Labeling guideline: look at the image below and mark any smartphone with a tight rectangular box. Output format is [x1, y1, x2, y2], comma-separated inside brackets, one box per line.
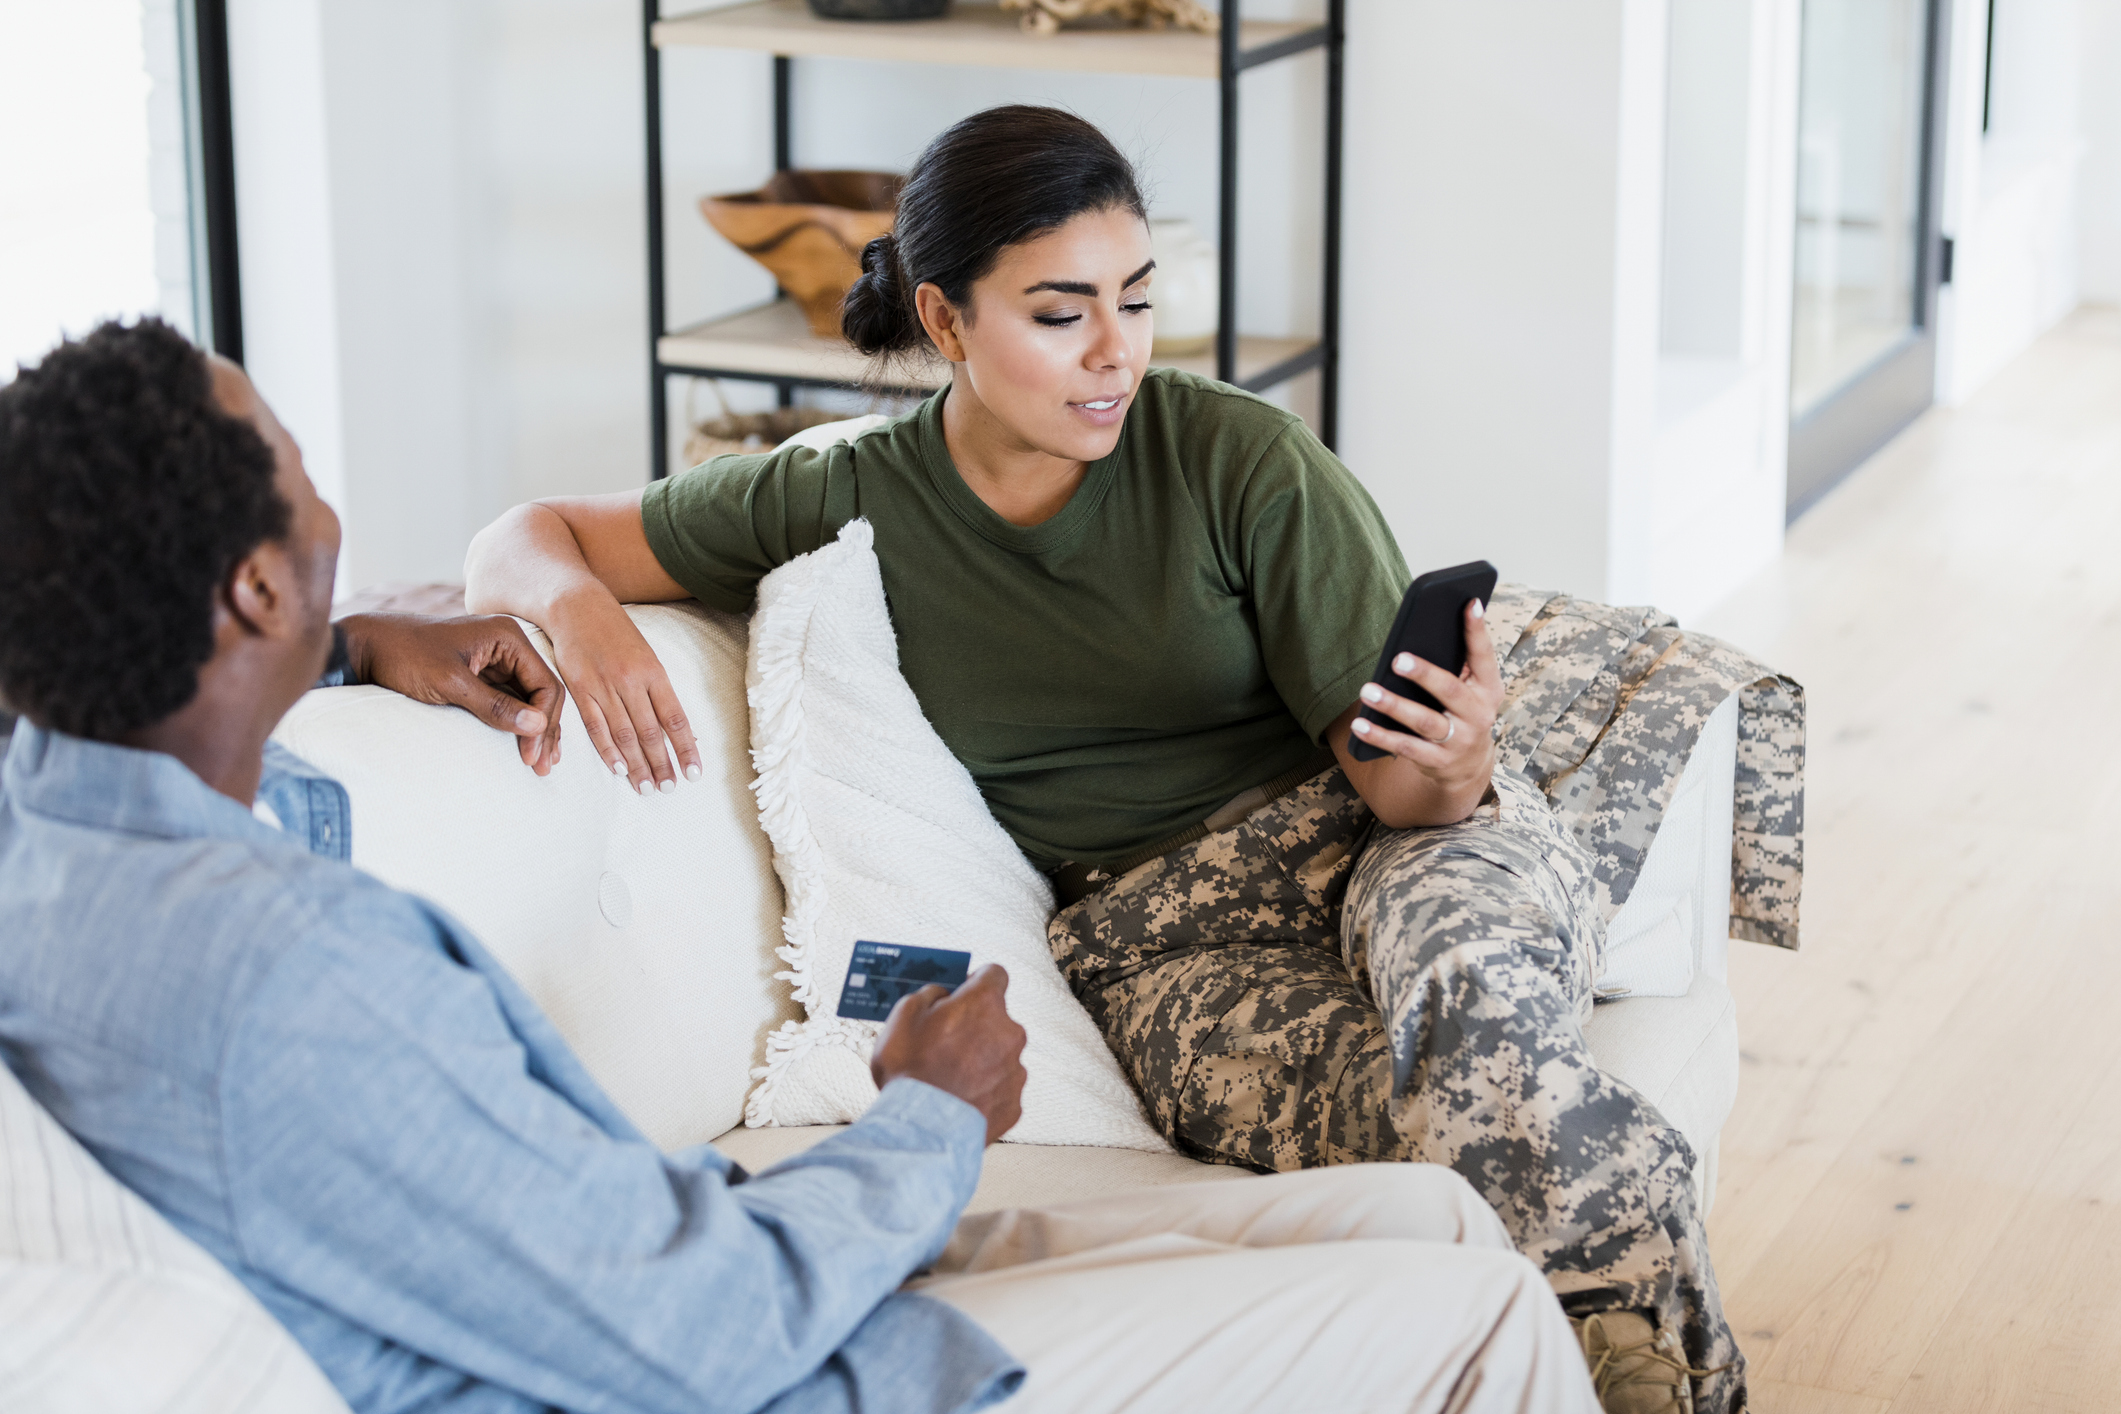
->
[1347, 560, 1499, 762]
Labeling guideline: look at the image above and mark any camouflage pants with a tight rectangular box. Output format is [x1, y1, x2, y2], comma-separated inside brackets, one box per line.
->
[1049, 764, 1745, 1413]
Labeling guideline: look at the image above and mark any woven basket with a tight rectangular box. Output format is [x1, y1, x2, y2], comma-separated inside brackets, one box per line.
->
[701, 170, 904, 340]
[682, 385, 846, 467]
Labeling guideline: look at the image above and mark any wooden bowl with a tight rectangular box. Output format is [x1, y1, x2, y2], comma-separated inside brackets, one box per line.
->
[701, 170, 904, 340]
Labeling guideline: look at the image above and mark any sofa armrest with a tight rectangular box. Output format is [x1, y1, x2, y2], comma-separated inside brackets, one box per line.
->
[1599, 691, 1740, 996]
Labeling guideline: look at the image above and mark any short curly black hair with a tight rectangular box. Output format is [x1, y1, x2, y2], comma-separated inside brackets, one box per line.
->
[0, 318, 291, 740]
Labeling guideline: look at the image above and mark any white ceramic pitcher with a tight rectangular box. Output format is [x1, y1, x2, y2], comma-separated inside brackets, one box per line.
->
[1148, 217, 1218, 357]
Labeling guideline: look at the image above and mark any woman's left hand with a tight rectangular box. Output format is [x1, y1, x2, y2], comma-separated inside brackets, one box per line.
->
[1334, 599, 1503, 827]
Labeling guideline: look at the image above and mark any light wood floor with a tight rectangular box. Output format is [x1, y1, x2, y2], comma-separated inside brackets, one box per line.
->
[1694, 306, 2121, 1413]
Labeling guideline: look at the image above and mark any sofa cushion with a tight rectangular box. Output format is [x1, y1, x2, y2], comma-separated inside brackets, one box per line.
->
[714, 1124, 1249, 1214]
[272, 602, 796, 1152]
[741, 520, 1168, 1151]
[0, 1061, 351, 1414]
[1582, 971, 1738, 1209]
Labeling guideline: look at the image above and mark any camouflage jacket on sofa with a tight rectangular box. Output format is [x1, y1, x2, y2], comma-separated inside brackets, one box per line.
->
[1485, 585, 1805, 951]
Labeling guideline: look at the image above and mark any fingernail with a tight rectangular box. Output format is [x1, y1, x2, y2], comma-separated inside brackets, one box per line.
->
[1352, 719, 1372, 734]
[635, 779, 652, 797]
[685, 763, 702, 782]
[1470, 599, 1486, 619]
[515, 709, 543, 732]
[610, 760, 627, 777]
[658, 778, 675, 795]
[1359, 683, 1383, 704]
[1395, 653, 1418, 673]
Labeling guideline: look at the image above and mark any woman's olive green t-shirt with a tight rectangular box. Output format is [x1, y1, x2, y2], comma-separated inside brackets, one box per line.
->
[641, 367, 1410, 873]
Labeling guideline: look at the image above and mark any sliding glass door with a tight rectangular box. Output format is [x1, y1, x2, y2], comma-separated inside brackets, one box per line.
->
[1787, 0, 1950, 515]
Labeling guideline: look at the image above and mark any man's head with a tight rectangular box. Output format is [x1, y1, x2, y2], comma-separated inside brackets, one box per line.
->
[0, 318, 340, 742]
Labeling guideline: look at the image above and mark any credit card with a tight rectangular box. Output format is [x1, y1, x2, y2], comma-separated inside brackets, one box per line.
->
[835, 941, 973, 1022]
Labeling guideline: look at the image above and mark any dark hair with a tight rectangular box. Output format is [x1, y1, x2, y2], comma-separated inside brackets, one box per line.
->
[842, 105, 1148, 357]
[0, 318, 290, 740]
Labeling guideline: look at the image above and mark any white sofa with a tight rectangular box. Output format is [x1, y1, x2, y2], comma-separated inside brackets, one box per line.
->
[0, 598, 1741, 1408]
[268, 599, 1742, 1211]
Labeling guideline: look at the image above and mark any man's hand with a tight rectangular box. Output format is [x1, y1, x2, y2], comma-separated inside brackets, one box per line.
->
[869, 964, 1027, 1146]
[338, 612, 566, 775]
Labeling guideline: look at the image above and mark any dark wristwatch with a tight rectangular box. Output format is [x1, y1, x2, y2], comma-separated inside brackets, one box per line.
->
[315, 622, 357, 689]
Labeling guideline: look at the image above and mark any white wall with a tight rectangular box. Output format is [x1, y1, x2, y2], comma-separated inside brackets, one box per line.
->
[1341, 0, 1796, 620]
[2077, 0, 2121, 304]
[1935, 0, 2087, 402]
[228, 0, 349, 530]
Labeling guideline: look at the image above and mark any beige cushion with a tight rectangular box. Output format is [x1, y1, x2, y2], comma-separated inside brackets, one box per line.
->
[713, 1124, 1247, 1214]
[0, 1062, 351, 1413]
[273, 603, 797, 1152]
[718, 962, 1737, 1214]
[1582, 971, 1738, 1207]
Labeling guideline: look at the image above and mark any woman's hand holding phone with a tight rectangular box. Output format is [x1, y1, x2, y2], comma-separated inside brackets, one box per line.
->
[1333, 599, 1503, 829]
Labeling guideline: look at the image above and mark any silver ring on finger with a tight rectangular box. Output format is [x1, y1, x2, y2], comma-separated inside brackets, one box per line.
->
[1440, 714, 1456, 745]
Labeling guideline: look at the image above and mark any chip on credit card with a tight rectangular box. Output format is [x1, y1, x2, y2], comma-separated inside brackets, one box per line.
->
[835, 941, 973, 1022]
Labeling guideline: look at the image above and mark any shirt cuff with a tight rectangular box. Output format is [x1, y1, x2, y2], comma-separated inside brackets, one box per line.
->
[869, 1077, 990, 1162]
[313, 623, 355, 689]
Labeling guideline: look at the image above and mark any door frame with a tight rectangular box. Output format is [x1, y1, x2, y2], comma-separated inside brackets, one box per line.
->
[1786, 0, 1953, 520]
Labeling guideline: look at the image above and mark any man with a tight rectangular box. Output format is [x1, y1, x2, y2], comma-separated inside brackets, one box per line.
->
[0, 320, 1597, 1413]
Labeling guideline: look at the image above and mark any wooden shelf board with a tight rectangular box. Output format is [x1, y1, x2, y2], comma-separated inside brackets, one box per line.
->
[654, 1, 1312, 79]
[658, 299, 1315, 391]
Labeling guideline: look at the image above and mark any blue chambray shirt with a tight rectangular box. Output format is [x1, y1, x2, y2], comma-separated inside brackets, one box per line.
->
[0, 723, 1025, 1414]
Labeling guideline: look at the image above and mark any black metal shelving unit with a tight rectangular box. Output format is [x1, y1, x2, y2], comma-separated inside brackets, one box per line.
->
[642, 0, 1345, 480]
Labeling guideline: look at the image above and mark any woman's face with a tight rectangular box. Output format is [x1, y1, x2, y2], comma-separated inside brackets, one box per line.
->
[920, 205, 1155, 465]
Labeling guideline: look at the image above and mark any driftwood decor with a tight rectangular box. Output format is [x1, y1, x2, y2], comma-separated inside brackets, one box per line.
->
[999, 0, 1218, 36]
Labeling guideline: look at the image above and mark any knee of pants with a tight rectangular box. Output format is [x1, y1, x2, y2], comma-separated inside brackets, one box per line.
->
[1321, 1240, 1569, 1366]
[1317, 1162, 1515, 1249]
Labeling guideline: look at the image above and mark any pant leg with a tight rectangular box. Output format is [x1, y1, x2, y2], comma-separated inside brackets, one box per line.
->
[1345, 768, 1745, 1411]
[939, 1164, 1510, 1275]
[1049, 767, 1407, 1171]
[1048, 765, 1746, 1412]
[924, 1242, 1596, 1414]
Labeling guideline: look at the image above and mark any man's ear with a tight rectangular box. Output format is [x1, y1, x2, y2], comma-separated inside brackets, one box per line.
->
[914, 282, 968, 364]
[221, 541, 295, 640]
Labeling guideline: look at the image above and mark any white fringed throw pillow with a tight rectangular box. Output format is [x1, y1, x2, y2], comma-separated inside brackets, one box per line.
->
[742, 519, 1168, 1152]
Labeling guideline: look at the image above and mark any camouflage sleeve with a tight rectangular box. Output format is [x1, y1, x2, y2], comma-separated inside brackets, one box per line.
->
[1730, 673, 1805, 949]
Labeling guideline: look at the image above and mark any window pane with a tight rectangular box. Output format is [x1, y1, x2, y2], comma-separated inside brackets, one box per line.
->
[0, 0, 198, 377]
[1791, 0, 1930, 418]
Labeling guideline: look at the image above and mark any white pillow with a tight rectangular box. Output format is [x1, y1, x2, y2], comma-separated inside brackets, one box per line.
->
[0, 1062, 351, 1414]
[742, 519, 1169, 1151]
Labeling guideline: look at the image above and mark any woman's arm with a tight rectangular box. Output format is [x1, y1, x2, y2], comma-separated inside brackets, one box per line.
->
[1327, 599, 1503, 830]
[463, 494, 701, 793]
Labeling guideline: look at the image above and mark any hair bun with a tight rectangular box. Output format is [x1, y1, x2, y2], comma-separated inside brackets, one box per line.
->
[842, 233, 918, 355]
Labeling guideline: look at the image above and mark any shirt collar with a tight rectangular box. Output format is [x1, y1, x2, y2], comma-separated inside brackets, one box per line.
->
[2, 720, 351, 862]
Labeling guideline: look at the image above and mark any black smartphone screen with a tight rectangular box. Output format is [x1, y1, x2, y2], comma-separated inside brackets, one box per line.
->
[1348, 560, 1499, 762]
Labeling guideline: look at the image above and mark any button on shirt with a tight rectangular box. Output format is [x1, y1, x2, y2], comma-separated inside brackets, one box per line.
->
[0, 723, 1023, 1414]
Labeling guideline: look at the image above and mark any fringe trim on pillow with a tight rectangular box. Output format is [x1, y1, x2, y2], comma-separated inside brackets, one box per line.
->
[743, 519, 878, 1127]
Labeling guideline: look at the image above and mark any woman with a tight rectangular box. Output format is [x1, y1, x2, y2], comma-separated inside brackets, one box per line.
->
[466, 105, 1740, 1413]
